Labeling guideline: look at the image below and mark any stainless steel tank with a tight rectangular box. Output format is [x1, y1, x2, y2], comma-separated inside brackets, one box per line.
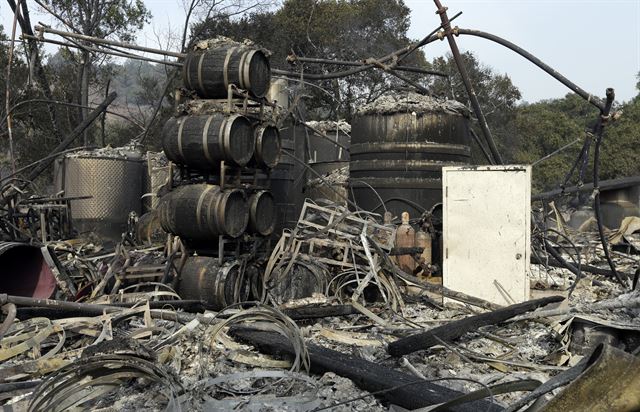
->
[350, 92, 472, 217]
[63, 154, 143, 240]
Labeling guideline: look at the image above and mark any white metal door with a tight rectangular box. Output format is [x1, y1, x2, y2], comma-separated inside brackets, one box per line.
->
[443, 166, 531, 306]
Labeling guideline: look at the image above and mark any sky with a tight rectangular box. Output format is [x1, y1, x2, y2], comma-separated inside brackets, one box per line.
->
[2, 0, 639, 103]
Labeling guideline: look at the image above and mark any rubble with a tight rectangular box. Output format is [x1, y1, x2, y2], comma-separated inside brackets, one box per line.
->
[1, 192, 638, 411]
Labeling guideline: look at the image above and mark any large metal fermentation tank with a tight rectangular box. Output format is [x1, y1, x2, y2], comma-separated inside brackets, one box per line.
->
[63, 154, 144, 240]
[270, 123, 307, 234]
[350, 92, 472, 218]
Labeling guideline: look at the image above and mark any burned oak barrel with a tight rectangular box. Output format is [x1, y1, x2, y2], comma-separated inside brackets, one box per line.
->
[162, 114, 255, 169]
[183, 46, 271, 98]
[247, 190, 276, 236]
[177, 257, 249, 310]
[135, 211, 166, 245]
[250, 125, 281, 169]
[267, 258, 328, 304]
[158, 184, 249, 240]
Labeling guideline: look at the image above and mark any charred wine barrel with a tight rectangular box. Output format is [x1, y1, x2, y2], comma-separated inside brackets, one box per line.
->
[158, 184, 249, 239]
[267, 258, 328, 304]
[251, 125, 281, 169]
[247, 190, 276, 236]
[135, 211, 166, 245]
[162, 114, 254, 169]
[183, 46, 271, 98]
[177, 257, 249, 310]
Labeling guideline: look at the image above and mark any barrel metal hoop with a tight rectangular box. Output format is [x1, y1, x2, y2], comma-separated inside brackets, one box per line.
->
[218, 116, 229, 161]
[223, 47, 236, 90]
[240, 49, 255, 90]
[254, 126, 264, 164]
[196, 185, 215, 232]
[197, 266, 207, 296]
[202, 115, 215, 164]
[214, 190, 230, 235]
[183, 54, 192, 89]
[214, 263, 232, 306]
[177, 117, 187, 161]
[196, 52, 206, 95]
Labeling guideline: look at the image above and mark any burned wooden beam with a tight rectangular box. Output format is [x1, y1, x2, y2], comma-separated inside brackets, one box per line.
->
[230, 327, 502, 411]
[388, 295, 564, 357]
[283, 304, 358, 320]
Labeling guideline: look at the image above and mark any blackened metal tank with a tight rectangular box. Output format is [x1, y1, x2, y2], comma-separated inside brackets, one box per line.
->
[270, 123, 307, 235]
[350, 92, 471, 217]
[305, 121, 350, 205]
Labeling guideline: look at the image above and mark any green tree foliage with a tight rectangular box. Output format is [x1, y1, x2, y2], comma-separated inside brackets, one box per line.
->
[192, 0, 427, 120]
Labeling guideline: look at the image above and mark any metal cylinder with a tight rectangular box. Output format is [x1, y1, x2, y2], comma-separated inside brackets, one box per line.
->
[163, 113, 254, 169]
[158, 184, 249, 240]
[0, 242, 56, 298]
[247, 190, 276, 236]
[183, 45, 271, 98]
[350, 93, 471, 217]
[64, 155, 143, 240]
[269, 124, 306, 235]
[251, 125, 281, 169]
[177, 257, 249, 310]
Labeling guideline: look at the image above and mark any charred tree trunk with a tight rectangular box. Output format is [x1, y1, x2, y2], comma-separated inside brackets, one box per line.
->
[7, 0, 62, 143]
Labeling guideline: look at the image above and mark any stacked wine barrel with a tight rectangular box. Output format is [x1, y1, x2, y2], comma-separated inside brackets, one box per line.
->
[158, 42, 280, 248]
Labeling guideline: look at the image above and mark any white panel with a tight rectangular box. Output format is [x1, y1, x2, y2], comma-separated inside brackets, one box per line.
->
[443, 166, 531, 306]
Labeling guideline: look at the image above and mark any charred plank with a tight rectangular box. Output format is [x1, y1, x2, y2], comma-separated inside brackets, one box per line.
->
[388, 295, 565, 357]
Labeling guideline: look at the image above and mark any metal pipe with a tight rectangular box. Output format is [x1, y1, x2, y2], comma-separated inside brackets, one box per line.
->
[592, 88, 625, 287]
[395, 10, 462, 65]
[433, 0, 503, 164]
[532, 175, 640, 201]
[23, 34, 182, 67]
[455, 28, 604, 112]
[469, 128, 494, 164]
[35, 25, 186, 58]
[292, 56, 448, 77]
